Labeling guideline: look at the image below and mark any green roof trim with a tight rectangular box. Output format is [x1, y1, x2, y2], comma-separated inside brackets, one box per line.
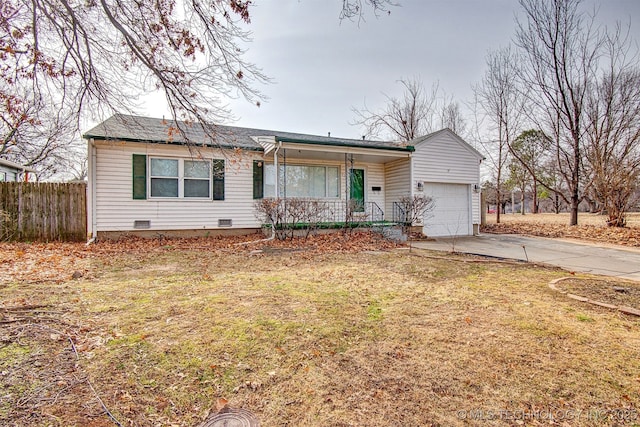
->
[275, 136, 413, 152]
[84, 134, 264, 151]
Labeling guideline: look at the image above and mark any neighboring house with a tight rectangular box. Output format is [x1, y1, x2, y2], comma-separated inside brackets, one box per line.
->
[0, 158, 36, 182]
[84, 114, 483, 239]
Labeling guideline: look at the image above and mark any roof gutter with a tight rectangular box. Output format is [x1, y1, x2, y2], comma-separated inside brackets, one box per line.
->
[275, 136, 415, 153]
[84, 135, 264, 152]
[88, 138, 97, 241]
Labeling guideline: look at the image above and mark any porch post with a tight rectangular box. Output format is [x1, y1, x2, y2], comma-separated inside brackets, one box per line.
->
[273, 146, 279, 197]
[344, 153, 348, 221]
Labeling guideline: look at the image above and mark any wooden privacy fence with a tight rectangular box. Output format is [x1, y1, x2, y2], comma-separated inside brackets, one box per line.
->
[0, 182, 86, 242]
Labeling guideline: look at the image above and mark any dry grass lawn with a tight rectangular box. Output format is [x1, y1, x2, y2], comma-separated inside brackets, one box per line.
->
[1, 235, 639, 426]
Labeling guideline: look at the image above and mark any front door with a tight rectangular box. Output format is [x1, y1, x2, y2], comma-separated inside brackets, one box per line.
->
[349, 168, 365, 212]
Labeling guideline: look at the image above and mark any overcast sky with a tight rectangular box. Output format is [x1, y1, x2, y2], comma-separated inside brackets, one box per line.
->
[144, 0, 640, 141]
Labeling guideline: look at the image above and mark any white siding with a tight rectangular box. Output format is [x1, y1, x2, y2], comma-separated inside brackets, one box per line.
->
[94, 141, 263, 232]
[93, 141, 391, 232]
[364, 163, 385, 217]
[0, 166, 17, 181]
[384, 158, 411, 219]
[412, 131, 481, 184]
[472, 191, 480, 225]
[409, 130, 483, 236]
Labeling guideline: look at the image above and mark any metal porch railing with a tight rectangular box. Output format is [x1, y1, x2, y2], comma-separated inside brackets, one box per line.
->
[257, 198, 385, 228]
[392, 201, 409, 225]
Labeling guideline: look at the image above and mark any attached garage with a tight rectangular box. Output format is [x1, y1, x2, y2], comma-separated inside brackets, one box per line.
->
[422, 182, 471, 237]
[410, 129, 484, 238]
[85, 115, 482, 239]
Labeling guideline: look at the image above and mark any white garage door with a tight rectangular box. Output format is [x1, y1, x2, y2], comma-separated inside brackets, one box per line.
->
[422, 183, 471, 237]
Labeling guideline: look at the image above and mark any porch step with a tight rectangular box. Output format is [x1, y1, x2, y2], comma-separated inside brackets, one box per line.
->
[378, 225, 407, 242]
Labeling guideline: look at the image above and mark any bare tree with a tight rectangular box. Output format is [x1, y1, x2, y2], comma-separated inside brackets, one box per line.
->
[515, 0, 608, 226]
[396, 195, 435, 227]
[509, 129, 553, 213]
[474, 46, 526, 223]
[340, 0, 397, 22]
[0, 88, 84, 180]
[67, 156, 88, 182]
[396, 194, 435, 250]
[0, 0, 272, 180]
[584, 30, 640, 226]
[1, 1, 398, 179]
[352, 78, 442, 141]
[439, 100, 468, 137]
[4, 0, 270, 127]
[506, 159, 529, 215]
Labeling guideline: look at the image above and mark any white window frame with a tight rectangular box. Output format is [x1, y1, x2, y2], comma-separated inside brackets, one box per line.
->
[264, 163, 341, 198]
[148, 157, 212, 200]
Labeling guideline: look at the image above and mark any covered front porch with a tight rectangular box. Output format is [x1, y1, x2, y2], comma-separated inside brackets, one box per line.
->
[252, 135, 414, 228]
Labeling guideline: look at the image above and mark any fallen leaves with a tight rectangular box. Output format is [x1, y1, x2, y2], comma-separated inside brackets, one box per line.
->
[0, 232, 401, 285]
[482, 222, 640, 247]
[2, 245, 639, 426]
[0, 242, 91, 284]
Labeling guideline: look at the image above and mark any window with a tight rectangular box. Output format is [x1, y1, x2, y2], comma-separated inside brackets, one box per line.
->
[184, 160, 211, 197]
[264, 164, 340, 198]
[150, 158, 179, 197]
[132, 154, 224, 200]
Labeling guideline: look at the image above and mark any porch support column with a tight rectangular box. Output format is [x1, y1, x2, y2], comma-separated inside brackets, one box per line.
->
[344, 153, 348, 221]
[273, 145, 279, 198]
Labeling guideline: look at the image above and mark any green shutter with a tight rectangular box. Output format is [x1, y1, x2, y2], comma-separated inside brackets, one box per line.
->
[253, 160, 264, 199]
[212, 159, 225, 200]
[132, 154, 147, 200]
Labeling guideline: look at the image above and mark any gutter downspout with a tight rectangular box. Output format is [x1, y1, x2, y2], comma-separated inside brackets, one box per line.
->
[274, 140, 281, 197]
[270, 140, 282, 240]
[87, 138, 97, 244]
[409, 152, 414, 200]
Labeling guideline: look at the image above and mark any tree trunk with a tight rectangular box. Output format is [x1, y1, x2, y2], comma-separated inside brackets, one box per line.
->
[532, 180, 538, 214]
[570, 193, 579, 225]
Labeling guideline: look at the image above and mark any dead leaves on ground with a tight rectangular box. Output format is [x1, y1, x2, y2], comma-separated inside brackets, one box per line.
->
[482, 222, 640, 247]
[0, 232, 401, 285]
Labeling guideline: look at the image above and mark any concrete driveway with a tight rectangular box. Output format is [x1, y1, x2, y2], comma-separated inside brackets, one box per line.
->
[412, 234, 640, 281]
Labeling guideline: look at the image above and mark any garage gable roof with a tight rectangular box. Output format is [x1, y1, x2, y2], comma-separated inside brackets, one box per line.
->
[410, 128, 484, 161]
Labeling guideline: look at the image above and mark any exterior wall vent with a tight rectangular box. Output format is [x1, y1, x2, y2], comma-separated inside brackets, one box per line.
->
[218, 219, 233, 227]
[133, 220, 151, 229]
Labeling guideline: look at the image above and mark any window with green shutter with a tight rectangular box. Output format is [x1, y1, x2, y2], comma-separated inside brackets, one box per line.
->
[135, 155, 224, 200]
[132, 154, 147, 200]
[212, 159, 225, 200]
[253, 160, 264, 199]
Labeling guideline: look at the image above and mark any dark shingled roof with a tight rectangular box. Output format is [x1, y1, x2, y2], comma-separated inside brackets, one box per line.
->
[83, 114, 413, 152]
